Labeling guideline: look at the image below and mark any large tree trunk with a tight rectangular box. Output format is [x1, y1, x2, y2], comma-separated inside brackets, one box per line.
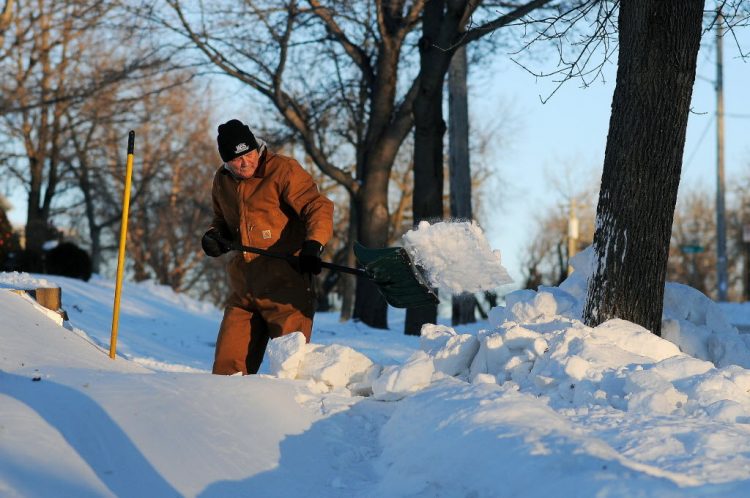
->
[405, 87, 443, 334]
[339, 197, 358, 321]
[352, 161, 391, 329]
[448, 44, 476, 326]
[352, 42, 410, 330]
[404, 0, 465, 335]
[25, 194, 49, 252]
[583, 0, 704, 336]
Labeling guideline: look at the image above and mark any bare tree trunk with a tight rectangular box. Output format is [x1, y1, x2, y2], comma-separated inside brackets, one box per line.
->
[405, 0, 463, 335]
[448, 43, 476, 325]
[339, 197, 357, 321]
[353, 163, 391, 329]
[583, 0, 704, 336]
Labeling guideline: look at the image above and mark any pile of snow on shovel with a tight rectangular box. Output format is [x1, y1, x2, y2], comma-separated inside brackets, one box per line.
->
[401, 220, 513, 294]
[268, 247, 750, 423]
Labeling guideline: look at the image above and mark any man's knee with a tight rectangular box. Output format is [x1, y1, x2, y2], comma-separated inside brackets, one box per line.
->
[272, 312, 313, 342]
[212, 357, 247, 375]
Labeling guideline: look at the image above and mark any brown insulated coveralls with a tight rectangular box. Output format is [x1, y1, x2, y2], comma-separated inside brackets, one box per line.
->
[209, 150, 333, 374]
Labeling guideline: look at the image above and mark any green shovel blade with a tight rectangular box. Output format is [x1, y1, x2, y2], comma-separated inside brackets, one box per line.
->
[354, 243, 439, 309]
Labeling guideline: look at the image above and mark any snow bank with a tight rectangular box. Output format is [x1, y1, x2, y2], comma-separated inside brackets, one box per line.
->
[0, 271, 58, 290]
[719, 302, 750, 329]
[553, 247, 750, 369]
[372, 351, 435, 401]
[374, 382, 697, 497]
[267, 332, 308, 379]
[401, 220, 513, 294]
[266, 332, 377, 392]
[267, 247, 750, 426]
[9, 265, 750, 494]
[662, 283, 750, 368]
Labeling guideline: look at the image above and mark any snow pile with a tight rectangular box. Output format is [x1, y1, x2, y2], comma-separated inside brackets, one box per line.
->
[374, 382, 698, 497]
[0, 271, 58, 290]
[662, 283, 750, 368]
[558, 246, 750, 368]
[266, 325, 480, 401]
[267, 331, 308, 378]
[266, 332, 379, 393]
[408, 316, 750, 421]
[719, 302, 750, 329]
[10, 268, 750, 494]
[266, 248, 750, 425]
[476, 318, 718, 417]
[401, 220, 513, 294]
[371, 351, 435, 401]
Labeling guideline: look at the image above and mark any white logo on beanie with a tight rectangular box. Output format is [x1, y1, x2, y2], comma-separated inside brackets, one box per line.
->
[234, 143, 249, 154]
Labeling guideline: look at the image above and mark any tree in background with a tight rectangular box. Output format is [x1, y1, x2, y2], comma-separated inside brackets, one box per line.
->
[161, 0, 427, 328]
[406, 0, 552, 333]
[523, 182, 750, 303]
[0, 1, 12, 48]
[115, 84, 217, 293]
[0, 195, 20, 265]
[0, 0, 171, 253]
[583, 0, 705, 336]
[161, 0, 549, 330]
[522, 171, 597, 290]
[57, 71, 237, 302]
[668, 182, 750, 302]
[669, 189, 718, 297]
[0, 1, 230, 303]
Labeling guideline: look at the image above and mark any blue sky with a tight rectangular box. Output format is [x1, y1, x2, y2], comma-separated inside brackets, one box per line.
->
[477, 25, 750, 287]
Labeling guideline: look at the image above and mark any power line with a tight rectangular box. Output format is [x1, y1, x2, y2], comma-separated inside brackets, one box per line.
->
[684, 114, 715, 172]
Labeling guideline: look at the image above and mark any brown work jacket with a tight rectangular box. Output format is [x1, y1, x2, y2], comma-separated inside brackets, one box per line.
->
[210, 148, 334, 304]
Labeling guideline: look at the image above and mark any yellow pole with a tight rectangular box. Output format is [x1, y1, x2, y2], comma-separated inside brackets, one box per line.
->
[110, 130, 135, 359]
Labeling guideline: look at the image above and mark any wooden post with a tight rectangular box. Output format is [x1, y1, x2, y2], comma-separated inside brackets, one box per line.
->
[35, 287, 61, 311]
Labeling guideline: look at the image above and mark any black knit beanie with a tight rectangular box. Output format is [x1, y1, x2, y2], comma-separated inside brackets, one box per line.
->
[217, 119, 259, 162]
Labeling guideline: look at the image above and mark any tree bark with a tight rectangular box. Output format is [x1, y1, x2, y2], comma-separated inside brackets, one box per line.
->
[351, 37, 411, 330]
[339, 197, 358, 321]
[583, 0, 705, 336]
[404, 0, 463, 335]
[353, 159, 391, 329]
[448, 43, 476, 325]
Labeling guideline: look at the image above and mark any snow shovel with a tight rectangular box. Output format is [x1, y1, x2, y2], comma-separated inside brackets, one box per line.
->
[224, 240, 439, 309]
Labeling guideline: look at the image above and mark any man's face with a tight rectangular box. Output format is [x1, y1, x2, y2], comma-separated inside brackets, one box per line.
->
[226, 149, 260, 179]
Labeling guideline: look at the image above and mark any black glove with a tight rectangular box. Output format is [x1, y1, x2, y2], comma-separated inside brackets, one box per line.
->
[298, 240, 323, 274]
[201, 228, 231, 257]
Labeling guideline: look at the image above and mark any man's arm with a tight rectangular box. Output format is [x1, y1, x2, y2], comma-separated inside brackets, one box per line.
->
[202, 174, 232, 257]
[209, 174, 232, 239]
[280, 160, 334, 246]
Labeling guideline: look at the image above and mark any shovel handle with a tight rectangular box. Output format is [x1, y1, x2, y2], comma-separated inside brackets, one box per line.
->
[227, 241, 367, 277]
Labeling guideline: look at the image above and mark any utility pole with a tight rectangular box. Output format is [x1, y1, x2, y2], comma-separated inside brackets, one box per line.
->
[716, 9, 728, 301]
[448, 43, 475, 326]
[567, 199, 579, 276]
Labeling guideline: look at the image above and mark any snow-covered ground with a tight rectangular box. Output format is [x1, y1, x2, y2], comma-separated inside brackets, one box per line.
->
[5, 248, 750, 497]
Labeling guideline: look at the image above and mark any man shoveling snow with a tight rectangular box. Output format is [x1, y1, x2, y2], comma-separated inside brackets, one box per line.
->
[201, 119, 334, 375]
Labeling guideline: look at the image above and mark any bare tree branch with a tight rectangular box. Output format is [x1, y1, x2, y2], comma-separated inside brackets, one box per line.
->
[307, 0, 375, 85]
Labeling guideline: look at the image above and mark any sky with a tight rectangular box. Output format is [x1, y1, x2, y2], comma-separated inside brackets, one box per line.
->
[4, 15, 749, 296]
[476, 23, 750, 288]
